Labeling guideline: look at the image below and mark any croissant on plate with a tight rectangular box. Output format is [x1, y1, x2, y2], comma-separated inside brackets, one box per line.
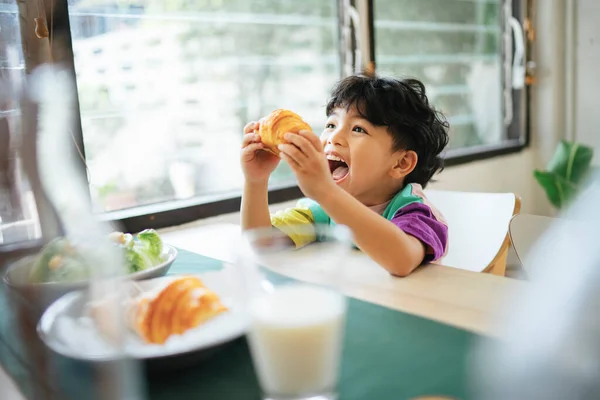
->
[83, 276, 229, 345]
[258, 109, 312, 156]
[128, 276, 227, 344]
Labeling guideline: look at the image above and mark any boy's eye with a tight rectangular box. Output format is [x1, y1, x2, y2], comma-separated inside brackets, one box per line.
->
[353, 126, 367, 134]
[325, 123, 335, 129]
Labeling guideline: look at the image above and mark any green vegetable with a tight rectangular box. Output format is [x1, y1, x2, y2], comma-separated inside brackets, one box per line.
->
[46, 256, 90, 283]
[136, 229, 164, 262]
[124, 246, 154, 273]
[28, 229, 167, 283]
[29, 238, 67, 283]
[28, 237, 91, 283]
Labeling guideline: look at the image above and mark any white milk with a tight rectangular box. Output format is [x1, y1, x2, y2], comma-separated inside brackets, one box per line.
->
[247, 284, 346, 397]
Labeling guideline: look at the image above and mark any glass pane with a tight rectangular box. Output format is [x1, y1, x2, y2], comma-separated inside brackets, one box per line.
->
[68, 0, 339, 212]
[0, 2, 41, 245]
[374, 0, 504, 150]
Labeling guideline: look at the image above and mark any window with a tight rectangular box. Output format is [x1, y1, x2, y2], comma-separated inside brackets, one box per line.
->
[67, 0, 339, 215]
[3, 0, 528, 230]
[0, 1, 42, 245]
[373, 0, 527, 160]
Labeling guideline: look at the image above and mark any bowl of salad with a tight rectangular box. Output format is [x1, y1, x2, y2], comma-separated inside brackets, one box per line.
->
[3, 229, 177, 313]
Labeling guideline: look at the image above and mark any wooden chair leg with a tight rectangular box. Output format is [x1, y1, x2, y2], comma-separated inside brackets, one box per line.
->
[489, 248, 508, 276]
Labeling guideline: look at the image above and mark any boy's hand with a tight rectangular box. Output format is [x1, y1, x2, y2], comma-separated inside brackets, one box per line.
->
[240, 121, 280, 184]
[278, 130, 336, 200]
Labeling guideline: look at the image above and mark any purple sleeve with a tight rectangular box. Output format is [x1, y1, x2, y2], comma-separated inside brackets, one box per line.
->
[390, 202, 448, 263]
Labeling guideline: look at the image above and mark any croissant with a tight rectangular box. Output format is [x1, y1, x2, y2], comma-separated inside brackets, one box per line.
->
[258, 109, 312, 155]
[128, 276, 228, 344]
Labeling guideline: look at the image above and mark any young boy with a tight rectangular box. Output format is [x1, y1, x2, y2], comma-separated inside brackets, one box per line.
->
[240, 75, 449, 276]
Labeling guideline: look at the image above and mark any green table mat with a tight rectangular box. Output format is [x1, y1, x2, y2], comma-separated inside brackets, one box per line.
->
[0, 249, 480, 400]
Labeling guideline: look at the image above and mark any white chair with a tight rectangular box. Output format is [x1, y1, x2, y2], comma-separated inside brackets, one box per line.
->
[425, 190, 521, 275]
[162, 192, 520, 276]
[508, 214, 557, 273]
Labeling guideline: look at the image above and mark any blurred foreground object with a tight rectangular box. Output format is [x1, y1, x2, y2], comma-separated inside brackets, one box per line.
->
[0, 61, 145, 399]
[472, 172, 600, 399]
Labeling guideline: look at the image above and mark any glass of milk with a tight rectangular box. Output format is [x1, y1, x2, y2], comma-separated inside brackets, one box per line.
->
[237, 224, 353, 400]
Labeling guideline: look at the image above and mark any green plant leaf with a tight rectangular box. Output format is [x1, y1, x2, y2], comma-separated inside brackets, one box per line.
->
[534, 170, 579, 209]
[546, 140, 594, 184]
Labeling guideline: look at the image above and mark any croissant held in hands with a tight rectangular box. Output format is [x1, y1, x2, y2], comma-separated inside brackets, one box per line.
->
[257, 109, 312, 156]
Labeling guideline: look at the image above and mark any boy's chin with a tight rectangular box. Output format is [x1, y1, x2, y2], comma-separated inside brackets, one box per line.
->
[332, 178, 345, 186]
[333, 180, 351, 193]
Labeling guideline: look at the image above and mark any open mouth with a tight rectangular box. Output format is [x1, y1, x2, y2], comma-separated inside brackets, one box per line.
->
[326, 154, 350, 182]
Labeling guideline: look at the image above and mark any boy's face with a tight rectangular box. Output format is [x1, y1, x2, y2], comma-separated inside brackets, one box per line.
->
[320, 106, 414, 205]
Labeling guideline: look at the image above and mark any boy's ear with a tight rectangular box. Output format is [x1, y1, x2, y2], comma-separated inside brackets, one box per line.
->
[389, 150, 418, 179]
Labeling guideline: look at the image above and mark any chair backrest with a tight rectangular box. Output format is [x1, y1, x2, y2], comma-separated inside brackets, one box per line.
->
[509, 214, 556, 271]
[424, 190, 521, 273]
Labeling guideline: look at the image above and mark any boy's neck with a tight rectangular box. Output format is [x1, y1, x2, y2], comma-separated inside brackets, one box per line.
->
[357, 180, 407, 207]
[367, 199, 393, 215]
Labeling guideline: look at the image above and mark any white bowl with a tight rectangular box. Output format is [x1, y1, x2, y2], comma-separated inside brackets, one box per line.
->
[3, 244, 178, 314]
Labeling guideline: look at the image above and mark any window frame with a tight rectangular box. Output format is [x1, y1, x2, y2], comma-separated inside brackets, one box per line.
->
[25, 0, 530, 232]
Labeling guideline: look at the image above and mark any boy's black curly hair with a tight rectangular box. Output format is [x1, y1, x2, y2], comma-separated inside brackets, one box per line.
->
[325, 75, 449, 188]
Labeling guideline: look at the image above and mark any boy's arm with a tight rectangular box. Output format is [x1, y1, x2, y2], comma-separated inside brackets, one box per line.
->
[241, 180, 317, 248]
[241, 181, 271, 231]
[319, 186, 426, 277]
[276, 130, 432, 275]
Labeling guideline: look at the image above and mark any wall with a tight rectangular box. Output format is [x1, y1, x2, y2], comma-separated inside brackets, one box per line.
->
[574, 0, 600, 155]
[429, 150, 538, 214]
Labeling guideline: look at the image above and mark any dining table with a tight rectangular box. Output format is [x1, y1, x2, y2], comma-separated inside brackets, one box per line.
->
[159, 223, 527, 337]
[0, 222, 527, 400]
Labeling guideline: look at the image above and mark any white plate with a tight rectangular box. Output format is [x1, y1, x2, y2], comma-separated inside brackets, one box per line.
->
[37, 271, 248, 361]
